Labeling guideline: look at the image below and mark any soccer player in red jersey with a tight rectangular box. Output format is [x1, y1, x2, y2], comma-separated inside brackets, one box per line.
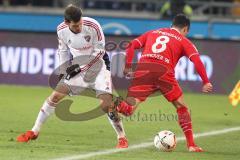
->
[110, 14, 213, 152]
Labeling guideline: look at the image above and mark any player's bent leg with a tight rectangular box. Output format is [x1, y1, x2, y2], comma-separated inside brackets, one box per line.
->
[17, 85, 69, 143]
[98, 93, 113, 113]
[117, 83, 152, 117]
[98, 93, 120, 121]
[172, 95, 203, 152]
[98, 93, 128, 148]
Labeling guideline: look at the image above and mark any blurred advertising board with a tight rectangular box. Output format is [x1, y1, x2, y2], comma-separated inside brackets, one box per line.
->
[0, 31, 239, 94]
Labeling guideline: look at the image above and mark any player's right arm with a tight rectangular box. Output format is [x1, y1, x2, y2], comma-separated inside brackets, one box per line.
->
[182, 38, 213, 93]
[56, 28, 71, 76]
[124, 31, 150, 75]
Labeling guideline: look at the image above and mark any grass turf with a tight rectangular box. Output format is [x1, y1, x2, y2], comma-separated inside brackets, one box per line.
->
[0, 85, 239, 160]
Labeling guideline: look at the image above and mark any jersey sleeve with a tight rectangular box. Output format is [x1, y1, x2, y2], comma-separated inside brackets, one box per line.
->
[183, 38, 210, 84]
[90, 19, 106, 54]
[133, 31, 150, 48]
[190, 55, 210, 84]
[56, 30, 71, 74]
[125, 31, 150, 68]
[182, 38, 199, 60]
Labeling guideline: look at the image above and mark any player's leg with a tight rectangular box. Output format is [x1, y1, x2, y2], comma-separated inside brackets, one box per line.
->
[17, 84, 69, 142]
[172, 95, 203, 152]
[157, 73, 203, 152]
[116, 61, 167, 116]
[94, 67, 128, 148]
[98, 93, 128, 148]
[114, 76, 156, 117]
[99, 93, 126, 139]
[163, 81, 203, 152]
[32, 85, 69, 134]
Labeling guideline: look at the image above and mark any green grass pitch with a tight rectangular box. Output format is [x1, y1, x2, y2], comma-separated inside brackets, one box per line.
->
[0, 85, 239, 160]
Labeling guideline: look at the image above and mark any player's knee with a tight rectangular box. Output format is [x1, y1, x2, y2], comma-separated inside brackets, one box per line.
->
[126, 97, 135, 106]
[101, 100, 112, 113]
[172, 97, 187, 109]
[48, 96, 59, 104]
[174, 103, 187, 109]
[49, 92, 63, 104]
[98, 94, 112, 113]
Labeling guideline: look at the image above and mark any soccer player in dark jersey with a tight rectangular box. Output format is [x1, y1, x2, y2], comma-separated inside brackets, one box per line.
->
[110, 14, 213, 152]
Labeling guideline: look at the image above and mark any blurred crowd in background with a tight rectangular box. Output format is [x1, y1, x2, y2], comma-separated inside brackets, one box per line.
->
[0, 0, 239, 18]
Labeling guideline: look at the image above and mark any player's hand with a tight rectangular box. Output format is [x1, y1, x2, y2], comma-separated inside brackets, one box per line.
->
[65, 64, 81, 80]
[202, 83, 213, 93]
[123, 67, 134, 79]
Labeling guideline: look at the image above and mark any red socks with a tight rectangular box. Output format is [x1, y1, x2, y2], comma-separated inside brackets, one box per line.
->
[177, 106, 195, 147]
[117, 101, 134, 116]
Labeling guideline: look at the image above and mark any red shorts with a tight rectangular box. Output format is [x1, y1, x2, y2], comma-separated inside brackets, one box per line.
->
[127, 62, 182, 102]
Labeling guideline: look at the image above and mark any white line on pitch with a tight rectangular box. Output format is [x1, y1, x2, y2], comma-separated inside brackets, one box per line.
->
[51, 126, 240, 160]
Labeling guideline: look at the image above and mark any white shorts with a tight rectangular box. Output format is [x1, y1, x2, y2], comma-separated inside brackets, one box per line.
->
[63, 66, 112, 97]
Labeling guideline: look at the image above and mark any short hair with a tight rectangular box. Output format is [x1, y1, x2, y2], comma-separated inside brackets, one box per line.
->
[64, 4, 82, 23]
[172, 14, 190, 30]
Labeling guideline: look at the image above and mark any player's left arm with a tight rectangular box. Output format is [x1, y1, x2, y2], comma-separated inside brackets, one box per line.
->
[91, 19, 106, 55]
[183, 39, 213, 93]
[90, 19, 110, 70]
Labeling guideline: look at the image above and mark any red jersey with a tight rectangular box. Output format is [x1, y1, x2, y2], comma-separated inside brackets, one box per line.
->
[126, 28, 199, 71]
[126, 27, 209, 84]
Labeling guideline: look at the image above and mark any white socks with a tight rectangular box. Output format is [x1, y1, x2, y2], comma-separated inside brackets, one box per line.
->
[32, 99, 56, 134]
[108, 116, 126, 139]
[32, 99, 126, 139]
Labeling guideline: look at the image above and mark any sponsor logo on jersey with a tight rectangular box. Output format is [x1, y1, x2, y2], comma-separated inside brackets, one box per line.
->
[84, 35, 91, 42]
[74, 45, 93, 51]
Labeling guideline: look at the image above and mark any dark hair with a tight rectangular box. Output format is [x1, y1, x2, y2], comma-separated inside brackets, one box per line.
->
[172, 14, 190, 30]
[64, 4, 82, 23]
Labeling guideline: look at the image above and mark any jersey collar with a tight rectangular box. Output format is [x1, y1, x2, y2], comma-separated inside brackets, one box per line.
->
[171, 27, 180, 34]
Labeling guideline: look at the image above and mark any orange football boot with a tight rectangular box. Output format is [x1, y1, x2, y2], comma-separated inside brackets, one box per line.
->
[116, 137, 128, 149]
[17, 131, 38, 142]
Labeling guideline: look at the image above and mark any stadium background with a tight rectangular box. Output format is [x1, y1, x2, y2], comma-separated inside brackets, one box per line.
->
[0, 0, 239, 94]
[0, 0, 240, 160]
